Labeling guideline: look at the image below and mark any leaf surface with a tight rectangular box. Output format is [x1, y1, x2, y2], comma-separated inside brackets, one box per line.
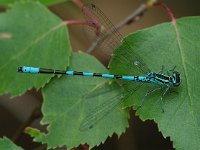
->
[26, 52, 129, 149]
[110, 16, 200, 150]
[0, 0, 67, 7]
[0, 137, 23, 150]
[0, 1, 71, 96]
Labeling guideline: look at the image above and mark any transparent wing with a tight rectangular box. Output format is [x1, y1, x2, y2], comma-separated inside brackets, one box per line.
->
[80, 93, 124, 131]
[82, 3, 120, 54]
[80, 4, 151, 131]
[83, 80, 118, 99]
[82, 4, 150, 74]
[80, 81, 144, 131]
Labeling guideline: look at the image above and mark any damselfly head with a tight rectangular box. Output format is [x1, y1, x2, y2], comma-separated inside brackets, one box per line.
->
[172, 71, 181, 87]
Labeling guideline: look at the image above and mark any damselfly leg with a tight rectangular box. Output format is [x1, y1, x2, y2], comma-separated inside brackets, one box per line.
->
[166, 66, 176, 76]
[137, 86, 162, 110]
[80, 83, 142, 131]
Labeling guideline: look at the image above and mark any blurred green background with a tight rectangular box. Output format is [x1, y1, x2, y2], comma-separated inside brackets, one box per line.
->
[0, 0, 199, 149]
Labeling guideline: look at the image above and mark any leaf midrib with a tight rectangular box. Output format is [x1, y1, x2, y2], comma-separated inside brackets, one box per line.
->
[173, 20, 200, 141]
[0, 22, 66, 71]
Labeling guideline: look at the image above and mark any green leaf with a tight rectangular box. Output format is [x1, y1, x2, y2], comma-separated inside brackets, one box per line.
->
[0, 0, 68, 7]
[0, 0, 13, 6]
[0, 137, 23, 150]
[0, 1, 71, 96]
[110, 16, 200, 150]
[26, 52, 129, 149]
[39, 0, 68, 5]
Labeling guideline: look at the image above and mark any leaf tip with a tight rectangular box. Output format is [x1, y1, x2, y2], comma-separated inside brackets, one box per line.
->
[24, 127, 42, 137]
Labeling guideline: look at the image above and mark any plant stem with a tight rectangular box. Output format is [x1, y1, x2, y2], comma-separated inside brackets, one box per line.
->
[152, 2, 176, 21]
[72, 0, 101, 35]
[86, 3, 149, 53]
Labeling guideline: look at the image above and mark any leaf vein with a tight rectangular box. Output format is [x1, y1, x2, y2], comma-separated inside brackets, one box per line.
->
[0, 22, 66, 71]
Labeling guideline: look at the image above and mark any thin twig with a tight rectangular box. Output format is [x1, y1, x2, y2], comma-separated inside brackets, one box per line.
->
[86, 3, 149, 53]
[153, 2, 176, 21]
[72, 0, 101, 35]
[114, 3, 147, 31]
[85, 1, 178, 54]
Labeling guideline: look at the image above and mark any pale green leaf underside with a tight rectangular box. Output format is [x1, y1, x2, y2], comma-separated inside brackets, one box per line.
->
[0, 1, 71, 96]
[27, 52, 129, 149]
[0, 137, 23, 150]
[110, 16, 200, 150]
